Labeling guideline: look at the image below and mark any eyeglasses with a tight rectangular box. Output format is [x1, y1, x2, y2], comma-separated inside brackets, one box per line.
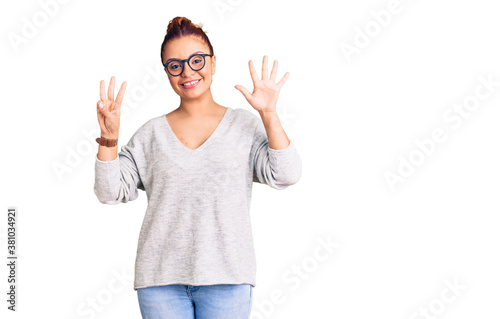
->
[163, 53, 213, 76]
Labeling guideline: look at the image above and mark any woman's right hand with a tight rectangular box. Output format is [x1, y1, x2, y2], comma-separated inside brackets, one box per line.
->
[97, 76, 127, 139]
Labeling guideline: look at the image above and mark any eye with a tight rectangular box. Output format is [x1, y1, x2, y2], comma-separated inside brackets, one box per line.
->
[190, 55, 204, 65]
[168, 61, 182, 70]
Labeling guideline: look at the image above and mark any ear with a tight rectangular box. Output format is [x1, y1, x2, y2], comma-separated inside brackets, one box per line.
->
[211, 55, 216, 75]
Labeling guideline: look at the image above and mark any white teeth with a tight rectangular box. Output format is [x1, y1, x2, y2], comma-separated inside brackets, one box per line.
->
[182, 80, 199, 86]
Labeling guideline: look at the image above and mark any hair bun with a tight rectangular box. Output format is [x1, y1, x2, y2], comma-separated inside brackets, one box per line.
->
[167, 16, 202, 33]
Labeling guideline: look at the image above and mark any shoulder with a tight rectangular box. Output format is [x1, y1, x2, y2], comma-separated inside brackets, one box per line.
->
[126, 114, 165, 144]
[139, 114, 166, 133]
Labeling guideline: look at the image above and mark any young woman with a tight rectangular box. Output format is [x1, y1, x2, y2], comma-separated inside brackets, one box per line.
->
[94, 16, 302, 319]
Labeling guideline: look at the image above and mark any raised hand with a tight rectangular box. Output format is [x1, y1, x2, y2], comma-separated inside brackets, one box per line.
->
[234, 55, 289, 113]
[96, 76, 127, 139]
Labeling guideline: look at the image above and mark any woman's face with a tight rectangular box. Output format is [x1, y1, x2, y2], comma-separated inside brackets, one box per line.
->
[163, 35, 215, 100]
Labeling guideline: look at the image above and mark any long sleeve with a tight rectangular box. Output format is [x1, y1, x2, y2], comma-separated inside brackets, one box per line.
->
[94, 133, 145, 205]
[251, 120, 302, 190]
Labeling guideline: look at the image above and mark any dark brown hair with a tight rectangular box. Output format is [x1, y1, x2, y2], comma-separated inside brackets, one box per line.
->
[160, 17, 214, 65]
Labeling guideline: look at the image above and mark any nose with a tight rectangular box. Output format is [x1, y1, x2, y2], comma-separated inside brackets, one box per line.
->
[181, 61, 196, 77]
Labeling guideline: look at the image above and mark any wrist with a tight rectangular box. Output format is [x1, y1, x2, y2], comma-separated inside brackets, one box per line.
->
[258, 110, 278, 121]
[101, 133, 119, 139]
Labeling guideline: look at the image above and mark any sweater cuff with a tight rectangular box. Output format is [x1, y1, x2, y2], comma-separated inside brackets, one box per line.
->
[95, 154, 121, 185]
[268, 139, 294, 153]
[95, 154, 120, 164]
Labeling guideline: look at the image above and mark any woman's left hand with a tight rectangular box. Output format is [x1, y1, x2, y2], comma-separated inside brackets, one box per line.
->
[235, 55, 289, 113]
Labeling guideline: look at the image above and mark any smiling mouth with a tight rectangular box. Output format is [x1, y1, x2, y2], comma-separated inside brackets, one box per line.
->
[181, 79, 201, 86]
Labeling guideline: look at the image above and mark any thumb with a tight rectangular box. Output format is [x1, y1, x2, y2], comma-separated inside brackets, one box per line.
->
[96, 100, 107, 128]
[97, 100, 108, 116]
[235, 85, 252, 102]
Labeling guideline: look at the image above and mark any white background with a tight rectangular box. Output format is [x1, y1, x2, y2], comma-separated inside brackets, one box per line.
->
[1, 0, 500, 318]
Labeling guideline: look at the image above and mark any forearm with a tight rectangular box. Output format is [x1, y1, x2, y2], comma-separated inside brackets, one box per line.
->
[97, 144, 118, 161]
[258, 110, 290, 150]
[94, 133, 143, 204]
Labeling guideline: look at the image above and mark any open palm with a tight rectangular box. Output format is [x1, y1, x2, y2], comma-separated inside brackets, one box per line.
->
[235, 55, 289, 113]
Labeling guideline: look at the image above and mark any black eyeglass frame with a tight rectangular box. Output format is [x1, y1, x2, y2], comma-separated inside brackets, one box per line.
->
[163, 53, 213, 76]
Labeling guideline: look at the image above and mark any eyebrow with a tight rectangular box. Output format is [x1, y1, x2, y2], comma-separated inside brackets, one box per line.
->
[165, 51, 205, 64]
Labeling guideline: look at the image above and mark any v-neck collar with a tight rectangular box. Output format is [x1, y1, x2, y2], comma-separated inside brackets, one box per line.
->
[162, 107, 232, 152]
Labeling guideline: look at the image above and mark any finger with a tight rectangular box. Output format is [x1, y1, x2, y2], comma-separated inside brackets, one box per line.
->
[234, 85, 252, 102]
[270, 60, 278, 82]
[97, 100, 108, 118]
[108, 76, 115, 101]
[262, 55, 268, 80]
[277, 72, 290, 89]
[100, 80, 106, 101]
[115, 81, 127, 106]
[248, 60, 258, 84]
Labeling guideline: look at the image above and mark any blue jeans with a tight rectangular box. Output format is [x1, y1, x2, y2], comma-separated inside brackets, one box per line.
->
[137, 284, 253, 319]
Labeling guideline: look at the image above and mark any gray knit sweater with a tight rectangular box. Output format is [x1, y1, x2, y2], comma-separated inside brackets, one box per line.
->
[94, 107, 302, 290]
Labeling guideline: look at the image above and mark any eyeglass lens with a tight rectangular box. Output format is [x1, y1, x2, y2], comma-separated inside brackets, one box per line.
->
[168, 55, 206, 75]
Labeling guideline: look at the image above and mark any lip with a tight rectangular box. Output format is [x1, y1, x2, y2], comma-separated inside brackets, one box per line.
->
[180, 79, 201, 89]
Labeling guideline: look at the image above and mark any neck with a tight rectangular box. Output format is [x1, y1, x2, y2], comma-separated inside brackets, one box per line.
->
[177, 90, 222, 117]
